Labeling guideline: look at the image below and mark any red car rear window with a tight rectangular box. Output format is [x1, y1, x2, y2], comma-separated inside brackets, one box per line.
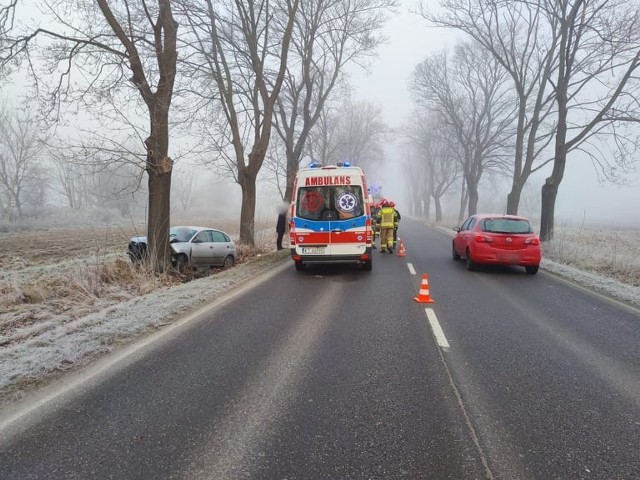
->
[481, 218, 532, 234]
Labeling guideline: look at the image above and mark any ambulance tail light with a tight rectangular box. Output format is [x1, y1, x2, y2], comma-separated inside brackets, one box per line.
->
[365, 218, 372, 243]
[360, 253, 370, 260]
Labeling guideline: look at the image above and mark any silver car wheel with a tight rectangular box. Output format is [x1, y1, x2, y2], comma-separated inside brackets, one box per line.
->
[223, 255, 234, 269]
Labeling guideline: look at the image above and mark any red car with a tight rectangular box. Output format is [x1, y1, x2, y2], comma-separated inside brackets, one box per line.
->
[452, 214, 541, 274]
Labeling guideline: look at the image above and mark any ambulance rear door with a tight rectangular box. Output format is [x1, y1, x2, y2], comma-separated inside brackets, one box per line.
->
[329, 184, 368, 257]
[294, 185, 334, 257]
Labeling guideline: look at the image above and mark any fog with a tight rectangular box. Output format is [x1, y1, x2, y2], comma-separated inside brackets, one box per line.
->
[195, 0, 640, 227]
[344, 2, 640, 228]
[3, 0, 640, 231]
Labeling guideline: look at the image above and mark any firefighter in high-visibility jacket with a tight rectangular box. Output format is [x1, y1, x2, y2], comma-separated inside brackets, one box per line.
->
[377, 200, 396, 253]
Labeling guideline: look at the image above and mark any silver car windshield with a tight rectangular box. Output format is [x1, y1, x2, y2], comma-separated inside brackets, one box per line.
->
[170, 227, 197, 242]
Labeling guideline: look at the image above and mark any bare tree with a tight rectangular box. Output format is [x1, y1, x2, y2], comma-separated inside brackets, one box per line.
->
[411, 43, 515, 216]
[540, 0, 640, 240]
[49, 148, 87, 209]
[262, 133, 291, 201]
[422, 116, 460, 223]
[402, 148, 429, 217]
[180, 0, 299, 247]
[2, 0, 178, 271]
[171, 167, 199, 213]
[300, 96, 388, 175]
[274, 0, 395, 202]
[427, 0, 640, 240]
[0, 0, 17, 73]
[335, 98, 388, 173]
[404, 110, 460, 222]
[0, 105, 43, 220]
[47, 133, 149, 216]
[0, 0, 15, 27]
[424, 0, 559, 217]
[304, 101, 344, 166]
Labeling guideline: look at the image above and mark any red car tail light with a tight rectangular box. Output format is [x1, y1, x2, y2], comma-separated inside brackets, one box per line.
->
[474, 233, 494, 243]
[525, 237, 540, 246]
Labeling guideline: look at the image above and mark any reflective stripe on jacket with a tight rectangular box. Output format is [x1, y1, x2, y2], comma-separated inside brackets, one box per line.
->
[378, 206, 395, 228]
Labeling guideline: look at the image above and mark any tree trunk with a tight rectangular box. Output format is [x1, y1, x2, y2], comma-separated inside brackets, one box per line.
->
[238, 168, 258, 247]
[284, 157, 297, 203]
[541, 13, 570, 242]
[424, 193, 431, 220]
[506, 97, 528, 215]
[540, 179, 558, 241]
[540, 144, 567, 241]
[457, 177, 468, 224]
[145, 127, 172, 273]
[467, 181, 479, 216]
[434, 196, 442, 223]
[12, 192, 22, 220]
[506, 184, 523, 216]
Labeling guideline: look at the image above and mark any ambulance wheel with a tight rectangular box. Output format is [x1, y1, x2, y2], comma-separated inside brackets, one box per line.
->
[363, 259, 372, 271]
[294, 260, 304, 271]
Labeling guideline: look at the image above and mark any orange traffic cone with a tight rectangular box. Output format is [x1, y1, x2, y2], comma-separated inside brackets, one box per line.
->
[413, 273, 435, 303]
[397, 240, 407, 257]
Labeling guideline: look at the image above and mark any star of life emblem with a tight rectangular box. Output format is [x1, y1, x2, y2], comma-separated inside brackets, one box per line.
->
[337, 192, 357, 213]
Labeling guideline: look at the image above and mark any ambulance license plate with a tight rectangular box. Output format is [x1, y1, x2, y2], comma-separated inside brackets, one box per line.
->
[302, 247, 325, 254]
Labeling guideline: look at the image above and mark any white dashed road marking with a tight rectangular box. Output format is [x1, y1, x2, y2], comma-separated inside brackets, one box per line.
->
[425, 308, 450, 350]
[407, 263, 416, 275]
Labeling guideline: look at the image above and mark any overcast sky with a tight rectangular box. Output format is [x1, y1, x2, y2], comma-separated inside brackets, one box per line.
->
[5, 0, 639, 227]
[345, 1, 640, 227]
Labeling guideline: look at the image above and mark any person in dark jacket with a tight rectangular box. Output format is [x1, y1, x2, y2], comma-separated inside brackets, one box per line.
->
[276, 210, 287, 250]
[390, 201, 401, 245]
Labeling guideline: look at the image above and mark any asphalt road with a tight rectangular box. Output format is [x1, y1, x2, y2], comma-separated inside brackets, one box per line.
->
[1, 217, 639, 479]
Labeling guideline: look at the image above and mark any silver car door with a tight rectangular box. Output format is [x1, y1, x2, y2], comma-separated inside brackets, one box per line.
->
[211, 230, 232, 265]
[190, 230, 215, 266]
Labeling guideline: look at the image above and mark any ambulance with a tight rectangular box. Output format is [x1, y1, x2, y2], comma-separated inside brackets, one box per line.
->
[289, 162, 373, 271]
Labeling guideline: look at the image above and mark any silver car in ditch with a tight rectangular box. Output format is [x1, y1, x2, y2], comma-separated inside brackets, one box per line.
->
[128, 226, 237, 269]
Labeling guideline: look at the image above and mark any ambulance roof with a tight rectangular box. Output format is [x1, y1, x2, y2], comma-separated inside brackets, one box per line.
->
[297, 164, 365, 175]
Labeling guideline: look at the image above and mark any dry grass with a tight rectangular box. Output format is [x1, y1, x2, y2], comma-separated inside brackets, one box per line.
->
[0, 218, 279, 345]
[542, 224, 640, 286]
[0, 214, 290, 406]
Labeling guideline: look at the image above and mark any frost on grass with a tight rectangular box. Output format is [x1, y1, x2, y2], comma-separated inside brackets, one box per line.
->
[0, 253, 286, 404]
[542, 225, 640, 287]
[3, 218, 640, 407]
[541, 258, 640, 308]
[0, 225, 287, 403]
